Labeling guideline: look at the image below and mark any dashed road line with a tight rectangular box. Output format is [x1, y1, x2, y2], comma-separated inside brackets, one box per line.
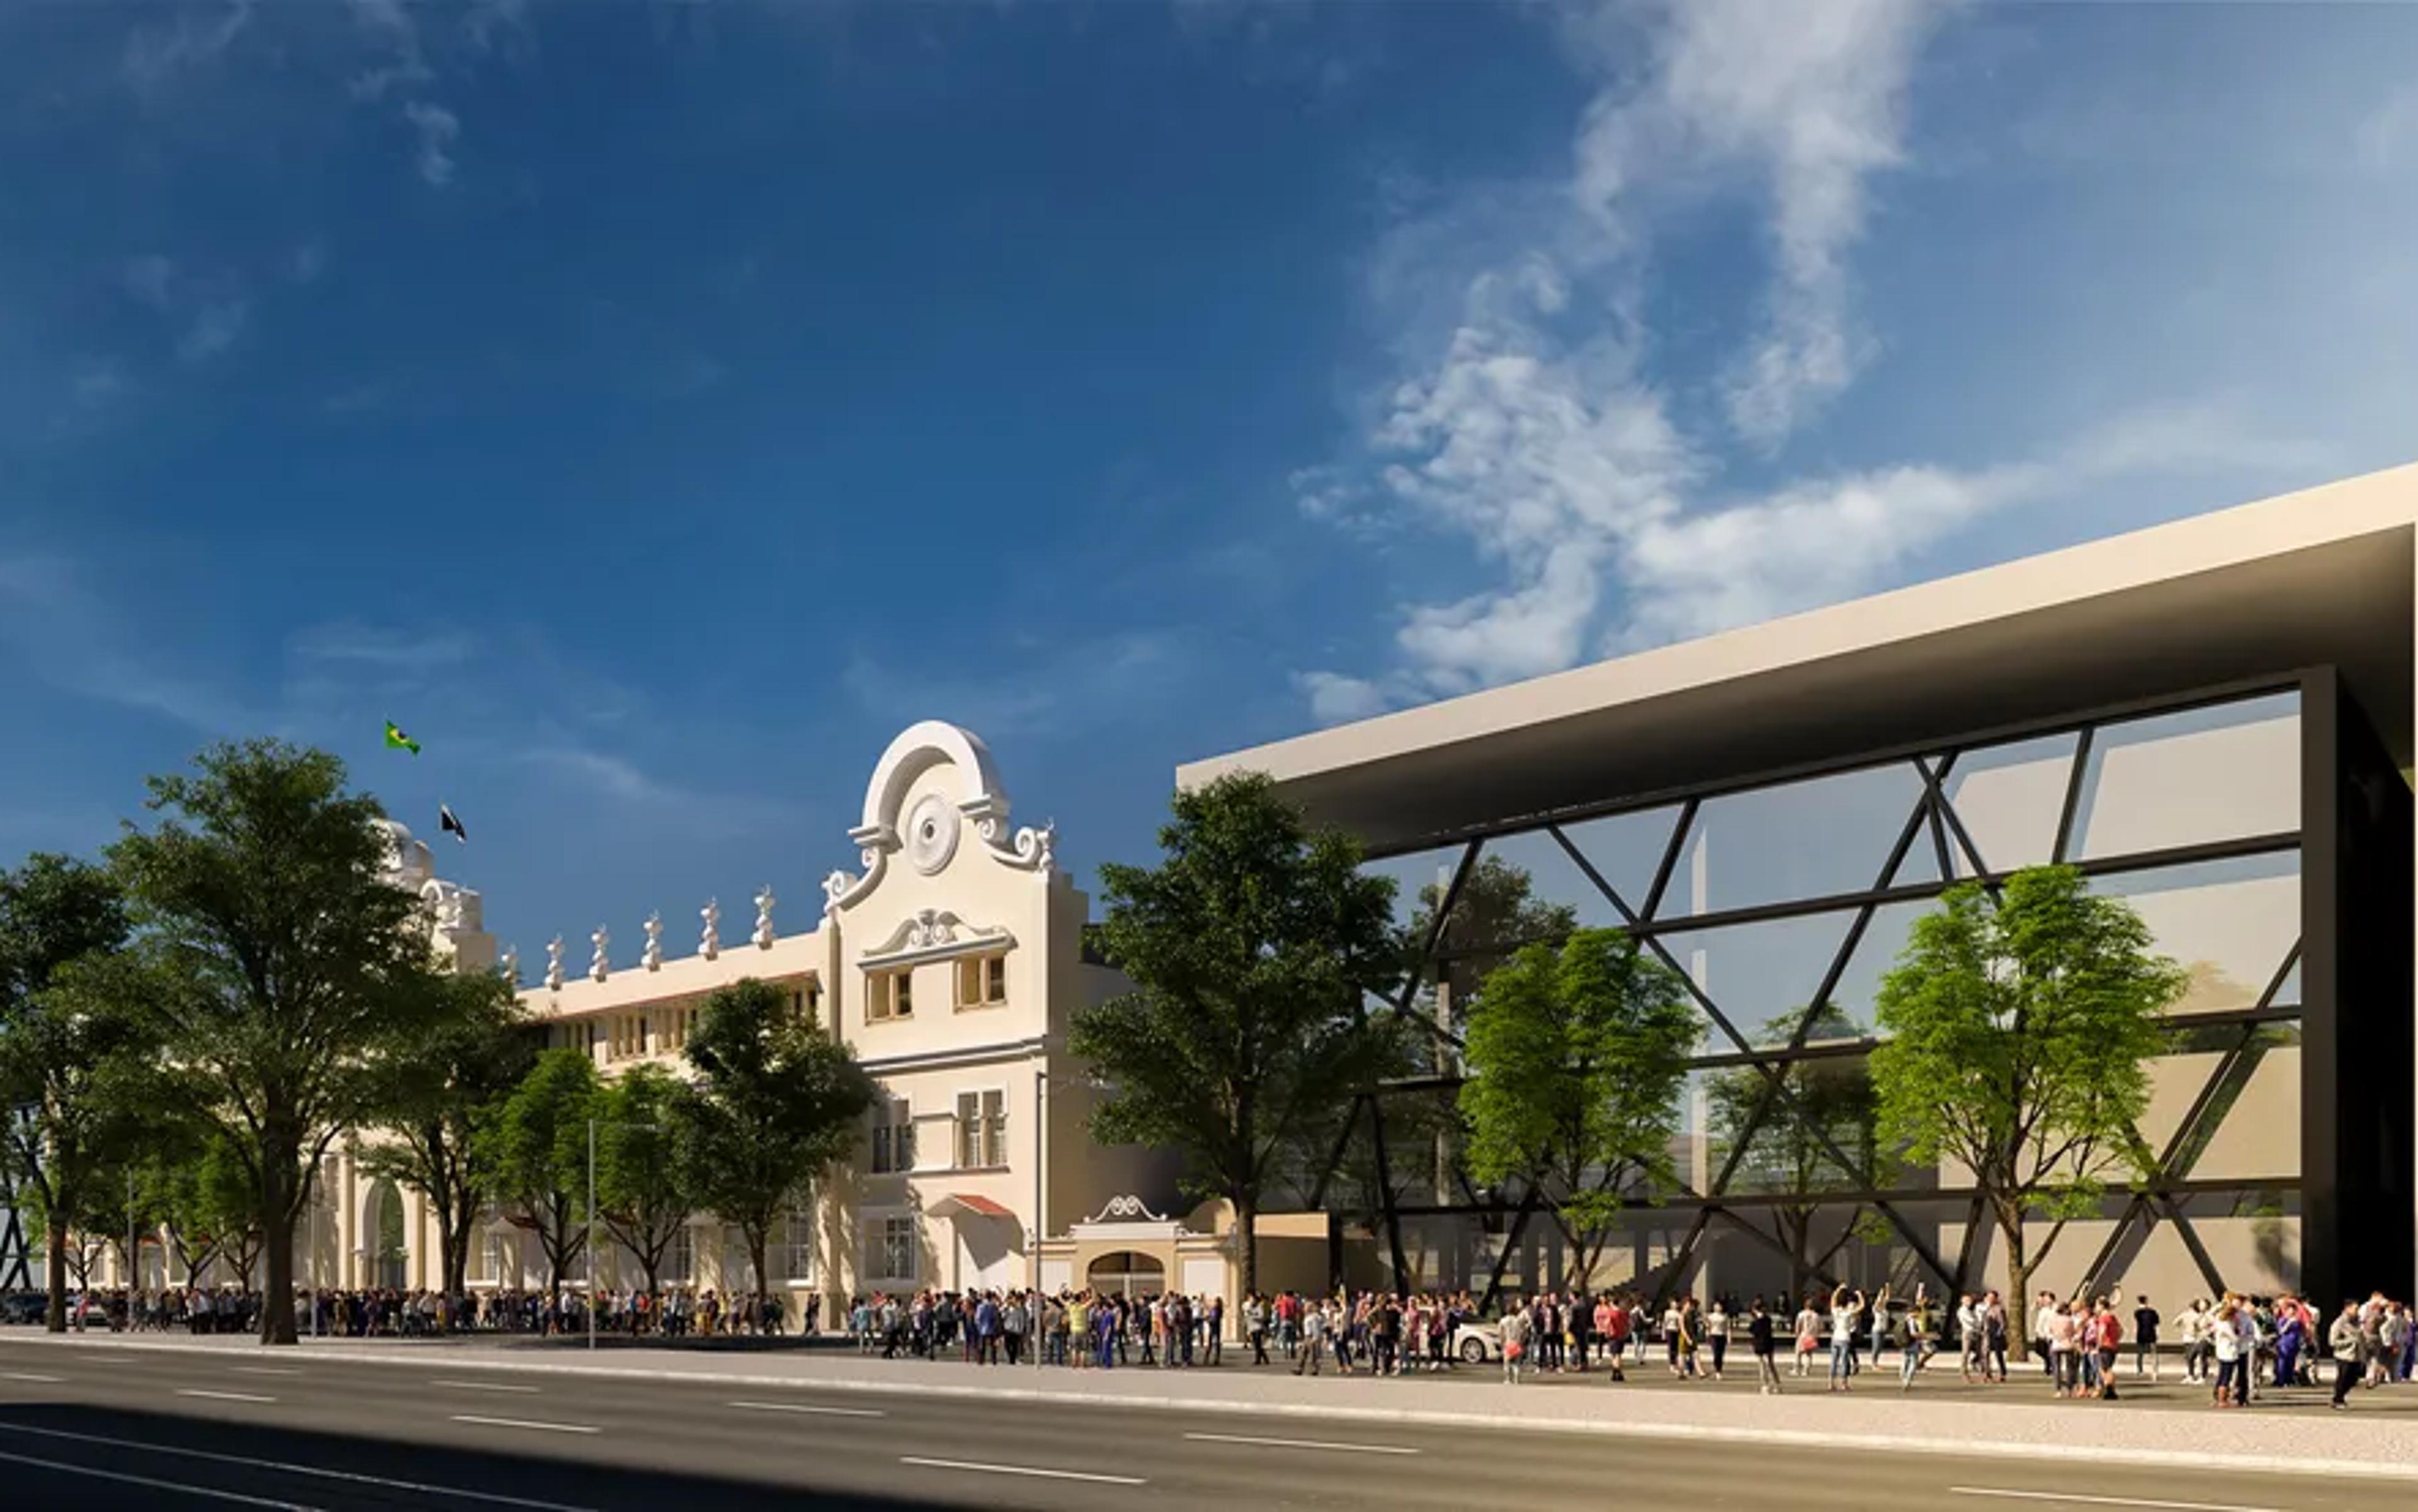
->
[450, 1414, 600, 1436]
[899, 1456, 1145, 1486]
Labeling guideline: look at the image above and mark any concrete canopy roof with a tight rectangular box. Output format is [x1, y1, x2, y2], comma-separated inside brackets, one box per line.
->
[1181, 463, 2418, 856]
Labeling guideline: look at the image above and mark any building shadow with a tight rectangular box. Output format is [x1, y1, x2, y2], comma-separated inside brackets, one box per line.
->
[0, 1400, 973, 1510]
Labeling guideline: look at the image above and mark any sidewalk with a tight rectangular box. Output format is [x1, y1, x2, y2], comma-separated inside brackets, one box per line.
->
[16, 1329, 2418, 1482]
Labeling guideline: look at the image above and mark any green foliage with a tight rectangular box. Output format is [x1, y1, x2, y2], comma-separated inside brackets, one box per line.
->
[359, 970, 534, 1295]
[148, 1128, 266, 1285]
[108, 739, 470, 1341]
[1070, 770, 1402, 1295]
[1706, 1007, 1878, 1292]
[1458, 927, 1698, 1288]
[1868, 865, 2186, 1303]
[682, 978, 876, 1312]
[593, 1061, 699, 1293]
[0, 855, 159, 1329]
[1408, 853, 1578, 1035]
[484, 1048, 602, 1294]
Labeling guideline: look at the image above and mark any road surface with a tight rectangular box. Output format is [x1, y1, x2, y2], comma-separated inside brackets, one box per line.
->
[0, 1333, 2402, 1511]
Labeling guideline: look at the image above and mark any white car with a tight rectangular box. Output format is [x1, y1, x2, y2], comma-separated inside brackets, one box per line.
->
[1451, 1319, 1503, 1365]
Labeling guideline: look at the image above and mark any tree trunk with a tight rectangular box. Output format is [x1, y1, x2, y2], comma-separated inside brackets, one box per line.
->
[1997, 1199, 2031, 1321]
[45, 1219, 67, 1333]
[749, 1229, 771, 1333]
[260, 1157, 298, 1345]
[1235, 1193, 1259, 1300]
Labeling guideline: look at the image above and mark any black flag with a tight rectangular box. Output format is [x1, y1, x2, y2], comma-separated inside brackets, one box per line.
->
[439, 803, 467, 844]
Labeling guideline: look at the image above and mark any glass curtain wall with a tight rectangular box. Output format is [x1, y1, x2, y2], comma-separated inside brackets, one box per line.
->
[1349, 685, 2305, 1310]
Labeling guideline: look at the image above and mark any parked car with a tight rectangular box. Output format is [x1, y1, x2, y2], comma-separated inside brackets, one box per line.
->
[0, 1292, 47, 1326]
[1451, 1319, 1502, 1365]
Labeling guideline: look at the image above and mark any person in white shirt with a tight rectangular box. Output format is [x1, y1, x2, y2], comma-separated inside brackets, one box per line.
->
[1827, 1285, 1861, 1394]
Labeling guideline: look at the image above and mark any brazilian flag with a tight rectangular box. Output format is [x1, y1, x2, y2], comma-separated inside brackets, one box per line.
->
[383, 720, 421, 755]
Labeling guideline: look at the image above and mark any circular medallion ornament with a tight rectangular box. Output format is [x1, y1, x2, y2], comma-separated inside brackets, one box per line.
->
[905, 792, 960, 875]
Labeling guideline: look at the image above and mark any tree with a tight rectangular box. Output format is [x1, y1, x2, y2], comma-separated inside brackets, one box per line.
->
[1072, 771, 1403, 1298]
[359, 971, 534, 1297]
[107, 740, 466, 1343]
[1706, 1008, 1882, 1295]
[683, 979, 876, 1327]
[0, 854, 154, 1331]
[484, 1049, 601, 1297]
[593, 1062, 698, 1295]
[1459, 927, 1698, 1290]
[1870, 865, 2185, 1307]
[1408, 853, 1579, 1041]
[150, 1130, 263, 1287]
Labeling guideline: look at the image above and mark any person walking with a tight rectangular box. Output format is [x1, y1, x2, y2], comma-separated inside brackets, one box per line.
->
[2330, 1300, 2364, 1409]
[1899, 1287, 1934, 1392]
[1749, 1296, 1781, 1394]
[1706, 1297, 1730, 1382]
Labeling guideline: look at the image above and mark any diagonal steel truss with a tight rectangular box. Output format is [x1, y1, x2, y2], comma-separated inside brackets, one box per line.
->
[1312, 685, 2306, 1309]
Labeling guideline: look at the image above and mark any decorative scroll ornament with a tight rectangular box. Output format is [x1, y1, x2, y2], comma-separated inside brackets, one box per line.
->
[545, 936, 564, 992]
[700, 897, 721, 960]
[1086, 1195, 1169, 1224]
[642, 911, 663, 972]
[977, 817, 1055, 875]
[752, 885, 776, 949]
[589, 925, 610, 983]
[499, 944, 518, 983]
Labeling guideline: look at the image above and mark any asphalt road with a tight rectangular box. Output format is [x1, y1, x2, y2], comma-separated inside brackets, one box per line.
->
[0, 1334, 2405, 1512]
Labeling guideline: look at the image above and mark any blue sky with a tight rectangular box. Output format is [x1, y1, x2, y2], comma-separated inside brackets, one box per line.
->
[1, 1, 2414, 969]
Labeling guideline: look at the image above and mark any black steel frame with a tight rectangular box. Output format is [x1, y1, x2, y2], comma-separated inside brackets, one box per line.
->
[1313, 673, 2324, 1310]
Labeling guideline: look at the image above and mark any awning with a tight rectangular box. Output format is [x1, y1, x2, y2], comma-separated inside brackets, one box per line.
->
[926, 1192, 1015, 1220]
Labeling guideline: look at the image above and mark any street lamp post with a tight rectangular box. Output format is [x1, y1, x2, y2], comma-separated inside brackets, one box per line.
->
[586, 1118, 660, 1352]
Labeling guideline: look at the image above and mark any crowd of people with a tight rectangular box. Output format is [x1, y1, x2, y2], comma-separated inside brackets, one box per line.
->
[26, 1283, 812, 1340]
[25, 1273, 2416, 1414]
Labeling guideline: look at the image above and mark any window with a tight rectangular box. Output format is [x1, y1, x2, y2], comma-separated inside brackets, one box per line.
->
[955, 953, 1008, 1009]
[870, 1098, 916, 1174]
[785, 979, 823, 1023]
[868, 1215, 917, 1282]
[667, 1225, 694, 1285]
[956, 1089, 1006, 1169]
[781, 1212, 814, 1282]
[868, 967, 914, 1021]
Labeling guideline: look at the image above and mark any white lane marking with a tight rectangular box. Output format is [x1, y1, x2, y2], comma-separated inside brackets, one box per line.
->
[1950, 1491, 2283, 1512]
[450, 1414, 601, 1436]
[728, 1399, 886, 1419]
[0, 1422, 597, 1512]
[1183, 1431, 1419, 1457]
[433, 1378, 542, 1394]
[177, 1388, 278, 1404]
[899, 1456, 1145, 1486]
[0, 1445, 322, 1509]
[230, 1367, 304, 1377]
[0, 1370, 65, 1383]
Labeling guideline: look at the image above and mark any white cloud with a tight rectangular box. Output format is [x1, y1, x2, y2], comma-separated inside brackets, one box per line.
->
[1575, 0, 1942, 448]
[349, 0, 434, 101]
[2356, 84, 2418, 171]
[288, 621, 480, 673]
[175, 300, 248, 363]
[0, 554, 249, 732]
[404, 101, 460, 186]
[122, 255, 176, 310]
[122, 0, 254, 93]
[1294, 671, 1393, 725]
[1291, 2, 2348, 725]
